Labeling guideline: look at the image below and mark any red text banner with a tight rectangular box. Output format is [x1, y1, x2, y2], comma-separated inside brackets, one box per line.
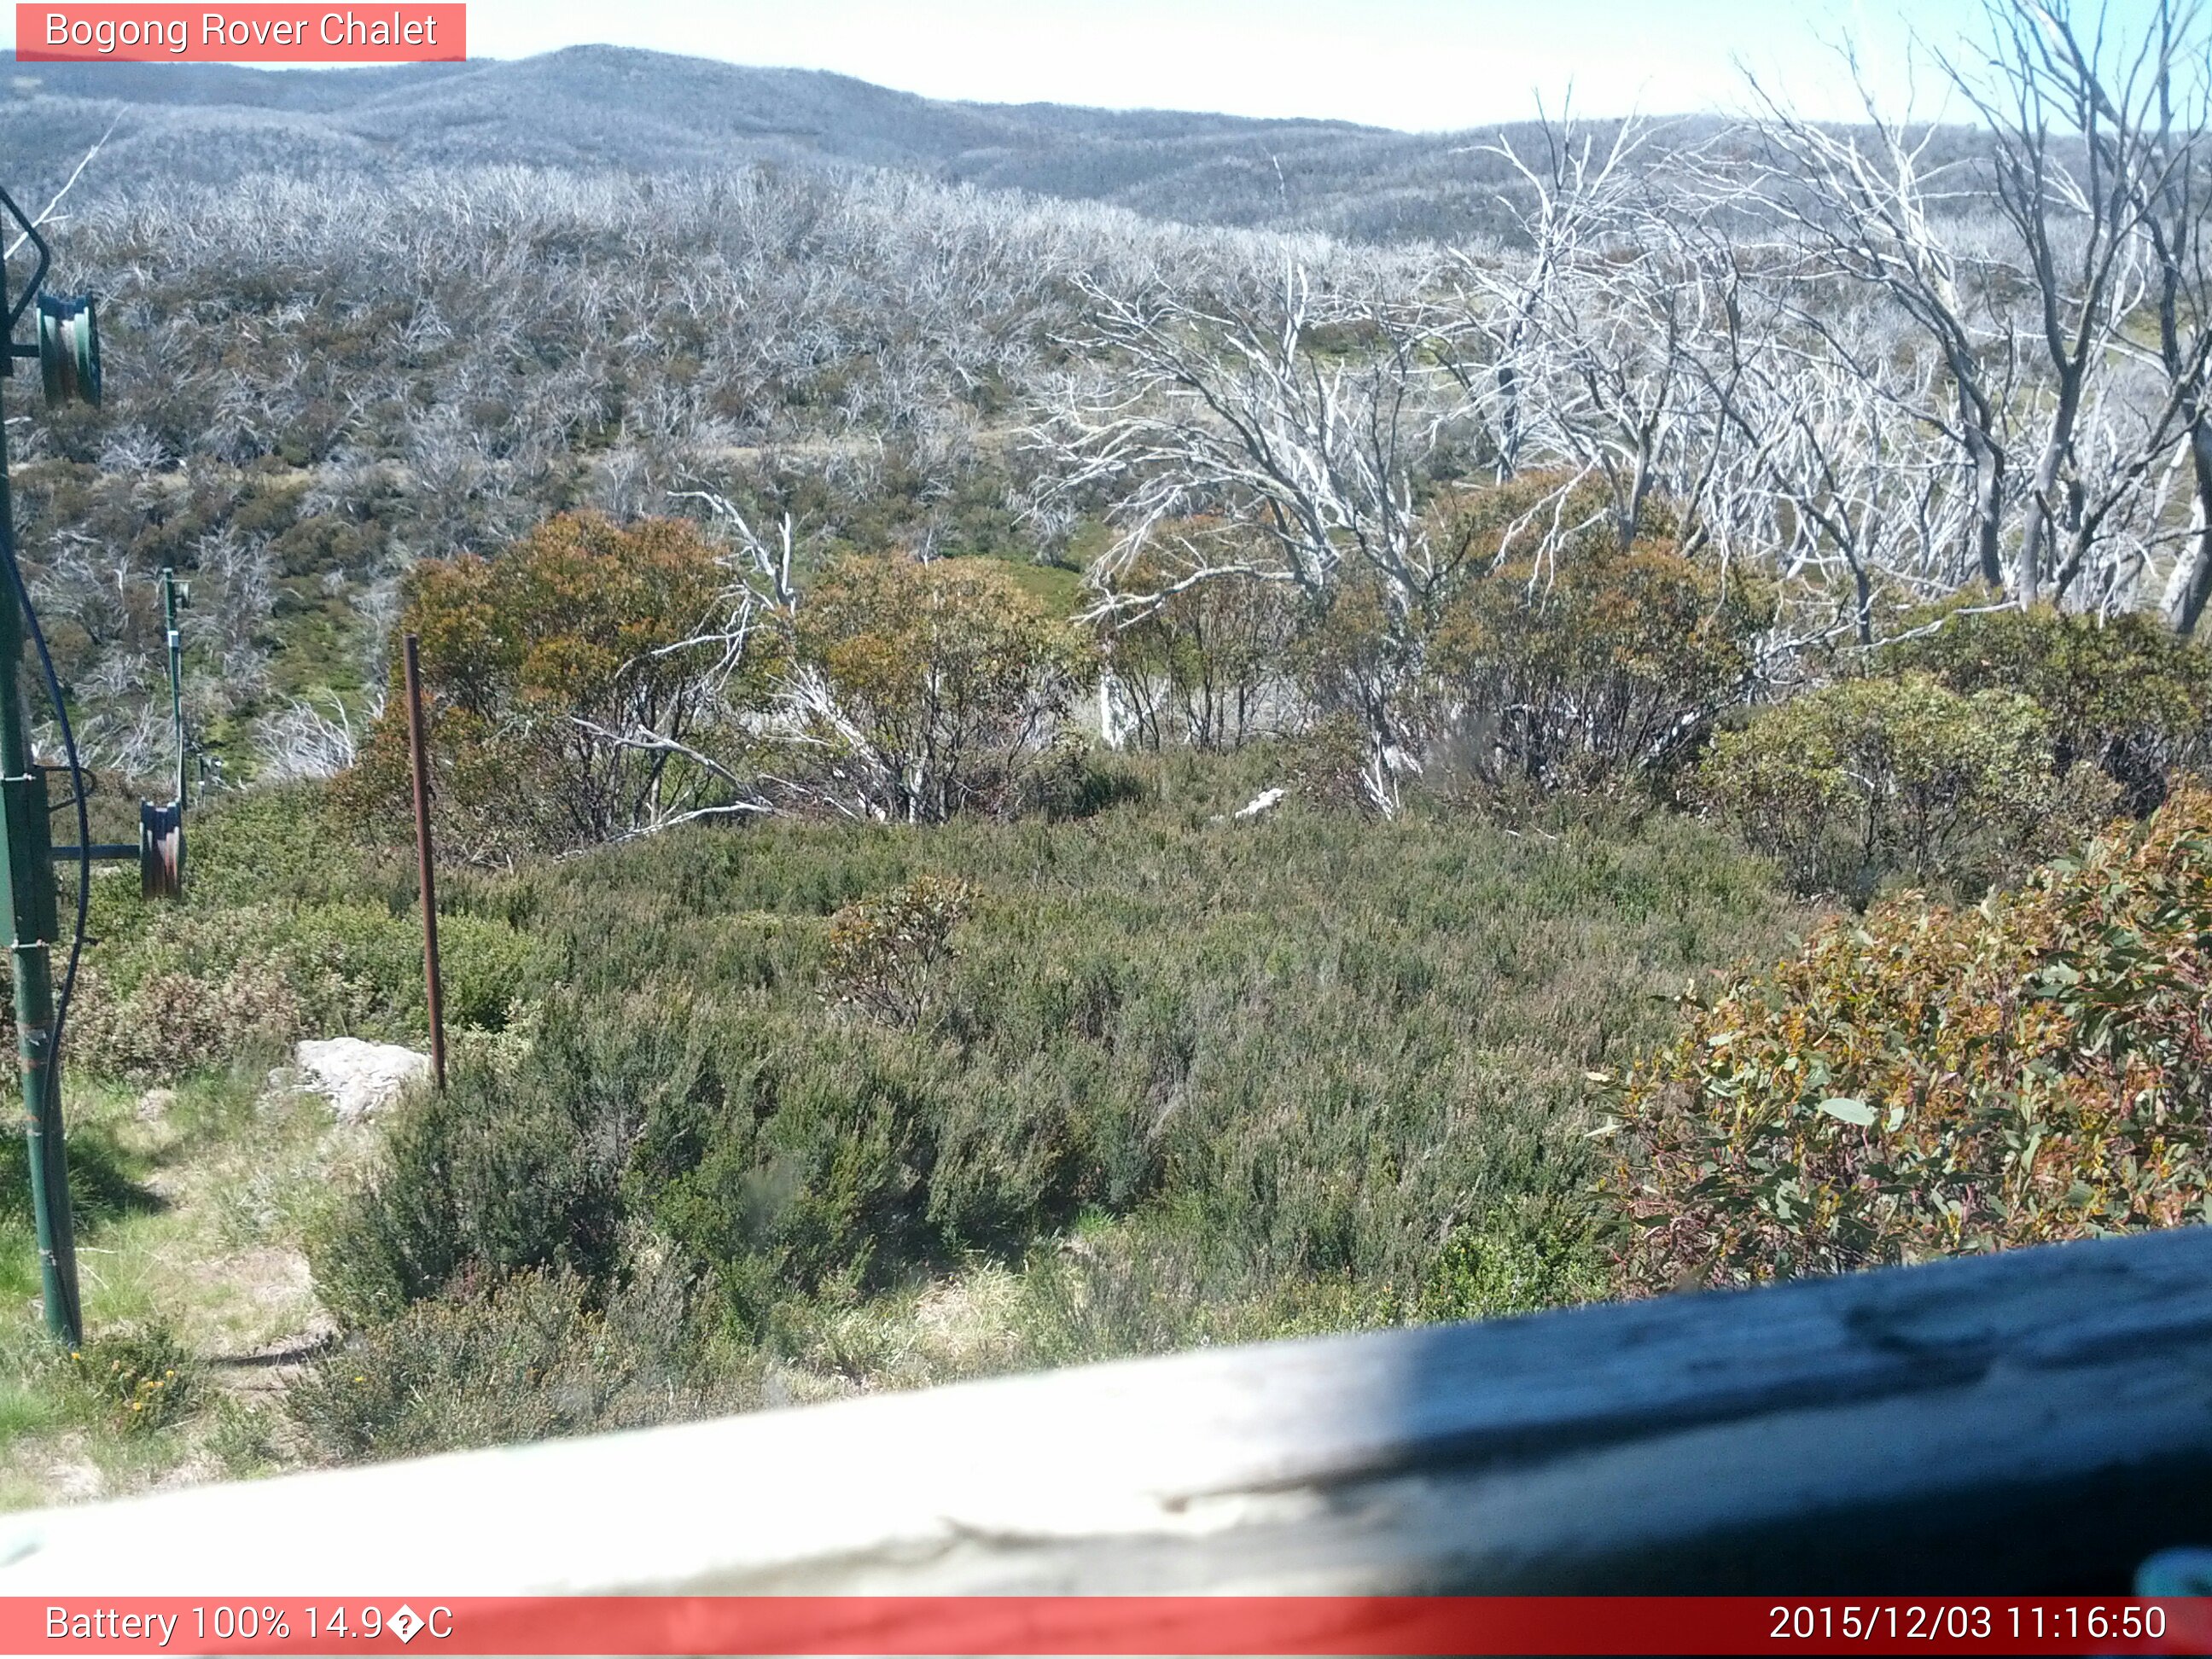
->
[16, 5, 464, 61]
[3, 1597, 2211, 1656]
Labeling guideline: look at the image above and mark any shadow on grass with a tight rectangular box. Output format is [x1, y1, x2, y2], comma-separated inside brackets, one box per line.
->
[0, 1126, 166, 1235]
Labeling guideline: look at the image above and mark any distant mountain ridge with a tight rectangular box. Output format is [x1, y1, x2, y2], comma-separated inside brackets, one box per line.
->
[0, 44, 1634, 242]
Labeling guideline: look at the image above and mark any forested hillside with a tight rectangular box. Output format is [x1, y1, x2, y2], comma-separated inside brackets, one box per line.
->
[7, 3, 2212, 1506]
[3, 44, 1660, 242]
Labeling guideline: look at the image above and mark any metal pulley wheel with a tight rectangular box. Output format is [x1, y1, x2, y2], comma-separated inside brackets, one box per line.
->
[139, 798, 183, 900]
[37, 294, 99, 409]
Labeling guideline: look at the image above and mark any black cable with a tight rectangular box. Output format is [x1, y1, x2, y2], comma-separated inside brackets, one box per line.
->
[0, 550, 91, 1139]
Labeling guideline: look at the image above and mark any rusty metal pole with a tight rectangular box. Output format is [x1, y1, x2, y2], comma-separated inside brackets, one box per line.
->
[402, 635, 446, 1091]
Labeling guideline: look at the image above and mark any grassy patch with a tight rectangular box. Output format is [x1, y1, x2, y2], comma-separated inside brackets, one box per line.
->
[0, 1067, 359, 1508]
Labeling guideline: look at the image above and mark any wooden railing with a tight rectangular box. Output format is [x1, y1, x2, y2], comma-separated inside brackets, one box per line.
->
[5, 1225, 2211, 1595]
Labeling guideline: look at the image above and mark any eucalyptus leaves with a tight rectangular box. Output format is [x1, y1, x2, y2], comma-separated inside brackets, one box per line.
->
[1604, 788, 2212, 1292]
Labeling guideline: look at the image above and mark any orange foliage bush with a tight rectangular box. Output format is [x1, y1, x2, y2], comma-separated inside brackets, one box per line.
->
[346, 513, 760, 861]
[1605, 788, 2212, 1292]
[794, 554, 1087, 822]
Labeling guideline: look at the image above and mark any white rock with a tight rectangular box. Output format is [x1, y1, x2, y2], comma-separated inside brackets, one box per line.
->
[294, 1038, 433, 1122]
[1232, 787, 1287, 820]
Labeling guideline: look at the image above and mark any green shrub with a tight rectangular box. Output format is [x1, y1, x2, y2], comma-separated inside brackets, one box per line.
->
[1010, 1209, 1406, 1365]
[70, 1324, 200, 1435]
[1416, 1208, 1609, 1323]
[635, 1010, 955, 1326]
[37, 871, 554, 1084]
[823, 875, 972, 1027]
[1695, 672, 2110, 901]
[1881, 604, 2212, 811]
[1426, 477, 1773, 792]
[1101, 530, 1298, 751]
[183, 783, 402, 911]
[307, 1027, 637, 1325]
[295, 777, 1795, 1420]
[1009, 734, 1151, 821]
[273, 903, 553, 1032]
[53, 915, 545, 1086]
[342, 513, 761, 863]
[7, 783, 432, 1084]
[288, 1263, 731, 1462]
[66, 958, 305, 1084]
[1283, 711, 1382, 813]
[1604, 786, 2212, 1294]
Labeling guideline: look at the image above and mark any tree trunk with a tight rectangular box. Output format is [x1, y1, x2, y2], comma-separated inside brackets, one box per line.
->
[2163, 423, 2212, 637]
[1969, 435, 2008, 596]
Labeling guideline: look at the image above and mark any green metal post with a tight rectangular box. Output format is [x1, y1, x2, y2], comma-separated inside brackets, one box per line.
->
[0, 349, 79, 1348]
[161, 567, 183, 807]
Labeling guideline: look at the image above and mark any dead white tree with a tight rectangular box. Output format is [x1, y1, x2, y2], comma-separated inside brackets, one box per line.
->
[1039, 262, 1477, 812]
[1749, 53, 2027, 599]
[1693, 248, 1982, 643]
[1441, 111, 1657, 486]
[256, 693, 372, 783]
[1936, 0, 2188, 605]
[1743, 4, 2212, 617]
[3, 109, 123, 259]
[1527, 181, 1752, 559]
[2005, 0, 2212, 632]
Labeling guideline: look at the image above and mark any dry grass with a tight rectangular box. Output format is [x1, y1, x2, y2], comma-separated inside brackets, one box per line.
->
[0, 1064, 372, 1509]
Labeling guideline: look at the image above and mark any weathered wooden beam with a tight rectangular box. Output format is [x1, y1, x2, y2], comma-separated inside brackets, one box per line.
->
[6, 1226, 2212, 1594]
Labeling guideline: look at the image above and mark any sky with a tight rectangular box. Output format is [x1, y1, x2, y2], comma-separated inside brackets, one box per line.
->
[0, 0, 2180, 131]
